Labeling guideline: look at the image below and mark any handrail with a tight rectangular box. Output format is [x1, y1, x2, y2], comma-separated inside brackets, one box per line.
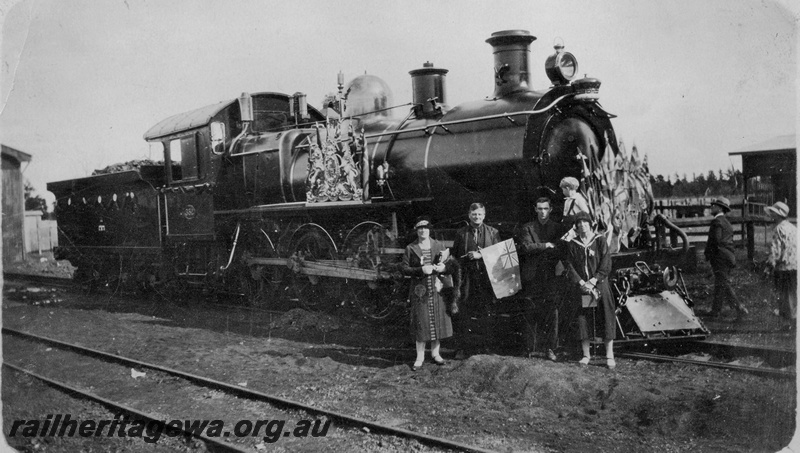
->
[363, 94, 574, 140]
[219, 222, 242, 271]
[653, 213, 690, 255]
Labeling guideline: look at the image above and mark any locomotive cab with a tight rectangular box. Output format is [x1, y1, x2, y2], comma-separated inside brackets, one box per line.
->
[142, 93, 326, 279]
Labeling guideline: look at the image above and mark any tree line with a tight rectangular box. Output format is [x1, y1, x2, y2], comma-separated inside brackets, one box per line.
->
[649, 169, 744, 199]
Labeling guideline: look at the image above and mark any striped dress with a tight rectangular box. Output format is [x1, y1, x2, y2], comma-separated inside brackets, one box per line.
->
[402, 240, 453, 342]
[421, 248, 438, 340]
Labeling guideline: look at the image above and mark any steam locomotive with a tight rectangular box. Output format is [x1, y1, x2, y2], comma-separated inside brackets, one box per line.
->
[48, 30, 707, 342]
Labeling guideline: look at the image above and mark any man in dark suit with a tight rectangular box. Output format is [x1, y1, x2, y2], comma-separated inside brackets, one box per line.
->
[517, 197, 565, 361]
[704, 197, 748, 319]
[452, 203, 500, 356]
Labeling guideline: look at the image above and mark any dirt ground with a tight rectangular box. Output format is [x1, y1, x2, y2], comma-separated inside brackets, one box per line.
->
[2, 251, 75, 279]
[1, 248, 798, 452]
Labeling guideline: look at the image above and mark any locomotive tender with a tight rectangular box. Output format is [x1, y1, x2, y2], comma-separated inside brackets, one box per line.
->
[49, 30, 706, 341]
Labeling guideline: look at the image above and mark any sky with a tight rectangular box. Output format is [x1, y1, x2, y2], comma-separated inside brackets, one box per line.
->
[1, 0, 797, 203]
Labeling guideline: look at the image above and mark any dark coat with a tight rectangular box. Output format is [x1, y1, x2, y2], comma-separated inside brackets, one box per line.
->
[452, 223, 501, 260]
[704, 214, 736, 270]
[452, 223, 501, 303]
[402, 239, 455, 342]
[517, 218, 565, 286]
[562, 233, 616, 341]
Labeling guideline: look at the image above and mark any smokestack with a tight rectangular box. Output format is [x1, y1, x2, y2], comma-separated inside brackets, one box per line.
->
[409, 61, 448, 118]
[485, 30, 537, 98]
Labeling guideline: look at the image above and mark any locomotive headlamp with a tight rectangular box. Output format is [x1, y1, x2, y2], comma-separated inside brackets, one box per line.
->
[544, 39, 578, 86]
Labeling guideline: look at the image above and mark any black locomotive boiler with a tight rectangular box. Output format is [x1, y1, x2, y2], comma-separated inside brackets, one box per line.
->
[48, 30, 705, 341]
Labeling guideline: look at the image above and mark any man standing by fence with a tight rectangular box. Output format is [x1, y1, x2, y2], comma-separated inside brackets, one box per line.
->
[703, 197, 749, 320]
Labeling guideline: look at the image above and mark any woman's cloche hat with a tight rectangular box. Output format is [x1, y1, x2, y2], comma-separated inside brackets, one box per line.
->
[414, 216, 432, 229]
[573, 211, 592, 225]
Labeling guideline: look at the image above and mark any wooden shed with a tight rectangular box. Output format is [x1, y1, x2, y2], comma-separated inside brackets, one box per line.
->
[729, 134, 796, 220]
[2, 144, 33, 266]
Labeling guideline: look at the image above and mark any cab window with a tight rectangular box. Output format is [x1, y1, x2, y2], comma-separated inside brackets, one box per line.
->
[251, 97, 291, 132]
[169, 135, 199, 181]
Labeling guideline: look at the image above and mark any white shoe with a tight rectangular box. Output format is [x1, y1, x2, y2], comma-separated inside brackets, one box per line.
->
[578, 356, 590, 365]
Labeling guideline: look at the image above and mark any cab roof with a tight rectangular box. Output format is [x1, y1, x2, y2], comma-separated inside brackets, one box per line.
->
[143, 99, 233, 141]
[143, 92, 326, 141]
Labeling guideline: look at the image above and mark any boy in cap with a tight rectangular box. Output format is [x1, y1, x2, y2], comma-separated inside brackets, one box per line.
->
[704, 197, 749, 319]
[764, 201, 796, 328]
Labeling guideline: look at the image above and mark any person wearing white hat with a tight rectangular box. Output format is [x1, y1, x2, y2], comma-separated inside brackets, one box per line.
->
[703, 197, 749, 319]
[765, 201, 796, 328]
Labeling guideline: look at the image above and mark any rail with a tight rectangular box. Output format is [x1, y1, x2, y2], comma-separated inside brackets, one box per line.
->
[3, 362, 253, 453]
[615, 351, 794, 379]
[3, 272, 73, 288]
[3, 327, 495, 453]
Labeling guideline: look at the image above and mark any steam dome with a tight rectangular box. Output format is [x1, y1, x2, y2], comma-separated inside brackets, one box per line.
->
[344, 74, 395, 121]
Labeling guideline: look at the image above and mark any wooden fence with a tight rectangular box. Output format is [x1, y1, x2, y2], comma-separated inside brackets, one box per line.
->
[653, 197, 774, 260]
[24, 211, 58, 254]
[664, 216, 769, 261]
[654, 198, 744, 219]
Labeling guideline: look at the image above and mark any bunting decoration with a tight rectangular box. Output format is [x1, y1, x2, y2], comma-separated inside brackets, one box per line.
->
[583, 135, 654, 253]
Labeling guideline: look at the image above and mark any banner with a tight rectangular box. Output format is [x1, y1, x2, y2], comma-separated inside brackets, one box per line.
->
[480, 239, 521, 299]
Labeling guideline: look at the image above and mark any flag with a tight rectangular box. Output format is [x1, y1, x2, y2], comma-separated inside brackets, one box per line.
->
[480, 239, 521, 299]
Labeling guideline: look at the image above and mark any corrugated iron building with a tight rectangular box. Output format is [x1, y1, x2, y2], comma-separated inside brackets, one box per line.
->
[2, 144, 33, 266]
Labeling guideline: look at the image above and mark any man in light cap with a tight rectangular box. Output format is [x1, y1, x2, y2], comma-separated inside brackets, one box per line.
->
[764, 201, 796, 329]
[703, 197, 749, 319]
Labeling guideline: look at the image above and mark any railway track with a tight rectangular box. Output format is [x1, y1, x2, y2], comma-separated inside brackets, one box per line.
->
[3, 271, 74, 289]
[3, 362, 253, 453]
[6, 271, 794, 382]
[4, 271, 289, 314]
[3, 271, 397, 334]
[616, 341, 795, 379]
[2, 327, 493, 453]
